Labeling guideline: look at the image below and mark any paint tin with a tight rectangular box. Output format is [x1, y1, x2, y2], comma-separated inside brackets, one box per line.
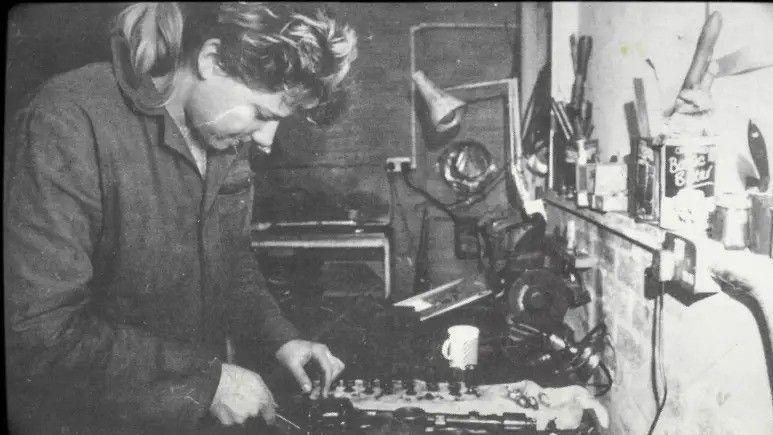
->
[658, 135, 717, 233]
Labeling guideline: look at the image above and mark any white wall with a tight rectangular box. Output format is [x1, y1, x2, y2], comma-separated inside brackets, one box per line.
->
[554, 2, 773, 190]
[551, 2, 773, 433]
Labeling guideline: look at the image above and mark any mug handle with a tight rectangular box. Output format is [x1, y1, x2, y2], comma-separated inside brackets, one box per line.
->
[441, 338, 452, 360]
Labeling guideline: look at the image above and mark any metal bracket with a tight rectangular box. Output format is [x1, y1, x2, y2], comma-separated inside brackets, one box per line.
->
[647, 232, 715, 305]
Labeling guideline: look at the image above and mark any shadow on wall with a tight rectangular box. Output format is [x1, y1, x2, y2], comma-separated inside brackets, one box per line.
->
[5, 3, 120, 199]
[6, 4, 119, 122]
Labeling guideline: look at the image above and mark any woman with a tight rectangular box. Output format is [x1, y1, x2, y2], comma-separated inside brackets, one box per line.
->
[4, 2, 357, 433]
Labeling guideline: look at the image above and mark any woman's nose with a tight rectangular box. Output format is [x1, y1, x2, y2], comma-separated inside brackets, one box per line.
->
[251, 121, 280, 150]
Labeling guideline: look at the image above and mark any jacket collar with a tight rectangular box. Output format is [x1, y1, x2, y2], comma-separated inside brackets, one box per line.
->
[111, 33, 199, 166]
[111, 33, 248, 215]
[110, 33, 168, 117]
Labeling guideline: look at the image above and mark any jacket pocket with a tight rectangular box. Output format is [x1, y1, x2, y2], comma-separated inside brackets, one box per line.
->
[218, 160, 253, 195]
[216, 187, 252, 219]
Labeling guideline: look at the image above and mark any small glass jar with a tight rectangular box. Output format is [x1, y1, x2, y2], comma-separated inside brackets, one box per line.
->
[711, 193, 751, 250]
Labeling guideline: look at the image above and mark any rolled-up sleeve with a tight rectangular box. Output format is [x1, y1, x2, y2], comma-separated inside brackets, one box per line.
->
[4, 98, 222, 431]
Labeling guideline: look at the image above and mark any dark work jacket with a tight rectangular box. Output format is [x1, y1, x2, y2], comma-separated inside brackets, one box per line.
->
[4, 35, 300, 434]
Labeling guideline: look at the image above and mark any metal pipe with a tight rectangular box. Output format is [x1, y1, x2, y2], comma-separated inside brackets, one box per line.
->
[410, 26, 418, 168]
[411, 22, 510, 31]
[509, 77, 523, 163]
[412, 206, 431, 294]
[443, 78, 517, 92]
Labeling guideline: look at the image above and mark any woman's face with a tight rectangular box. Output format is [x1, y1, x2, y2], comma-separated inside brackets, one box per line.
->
[185, 66, 297, 153]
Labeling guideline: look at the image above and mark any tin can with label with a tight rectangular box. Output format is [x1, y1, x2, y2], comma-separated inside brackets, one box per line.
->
[658, 135, 717, 233]
[630, 136, 661, 223]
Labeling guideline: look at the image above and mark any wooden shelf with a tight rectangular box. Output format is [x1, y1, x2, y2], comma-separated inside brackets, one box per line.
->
[542, 191, 773, 297]
[547, 236, 599, 270]
[543, 191, 667, 252]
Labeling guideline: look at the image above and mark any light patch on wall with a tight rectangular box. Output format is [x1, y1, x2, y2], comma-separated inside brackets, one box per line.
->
[619, 42, 646, 57]
[709, 3, 773, 193]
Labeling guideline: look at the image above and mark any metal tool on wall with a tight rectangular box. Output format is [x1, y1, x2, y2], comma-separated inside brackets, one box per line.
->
[666, 11, 723, 116]
[669, 12, 773, 115]
[682, 12, 723, 90]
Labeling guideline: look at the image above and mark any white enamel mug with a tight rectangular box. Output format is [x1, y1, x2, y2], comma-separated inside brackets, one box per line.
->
[441, 325, 480, 369]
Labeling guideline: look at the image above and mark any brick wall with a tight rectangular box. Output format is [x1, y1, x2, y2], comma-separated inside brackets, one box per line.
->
[546, 203, 773, 434]
[549, 2, 773, 432]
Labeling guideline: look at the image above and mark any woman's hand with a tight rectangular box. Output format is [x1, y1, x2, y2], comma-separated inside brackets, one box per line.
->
[275, 339, 345, 396]
[209, 363, 276, 426]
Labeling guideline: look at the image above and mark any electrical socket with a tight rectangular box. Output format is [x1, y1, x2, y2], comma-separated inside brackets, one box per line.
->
[385, 157, 412, 173]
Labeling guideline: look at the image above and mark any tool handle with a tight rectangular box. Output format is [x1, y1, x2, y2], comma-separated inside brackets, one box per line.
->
[698, 60, 718, 91]
[682, 11, 723, 90]
[579, 36, 592, 77]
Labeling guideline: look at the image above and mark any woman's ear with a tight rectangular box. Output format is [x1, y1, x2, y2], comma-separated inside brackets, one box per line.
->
[196, 38, 225, 80]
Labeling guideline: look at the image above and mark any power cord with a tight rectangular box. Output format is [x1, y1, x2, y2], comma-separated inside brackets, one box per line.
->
[398, 165, 506, 221]
[590, 362, 613, 396]
[448, 167, 507, 210]
[594, 329, 617, 397]
[647, 283, 668, 435]
[400, 170, 458, 222]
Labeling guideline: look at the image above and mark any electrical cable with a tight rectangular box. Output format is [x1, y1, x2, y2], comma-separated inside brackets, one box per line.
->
[449, 167, 507, 210]
[647, 284, 668, 435]
[398, 164, 505, 217]
[600, 330, 617, 397]
[587, 362, 613, 397]
[398, 153, 504, 218]
[401, 170, 458, 222]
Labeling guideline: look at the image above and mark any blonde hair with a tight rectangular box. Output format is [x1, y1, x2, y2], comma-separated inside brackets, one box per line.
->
[113, 2, 357, 118]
